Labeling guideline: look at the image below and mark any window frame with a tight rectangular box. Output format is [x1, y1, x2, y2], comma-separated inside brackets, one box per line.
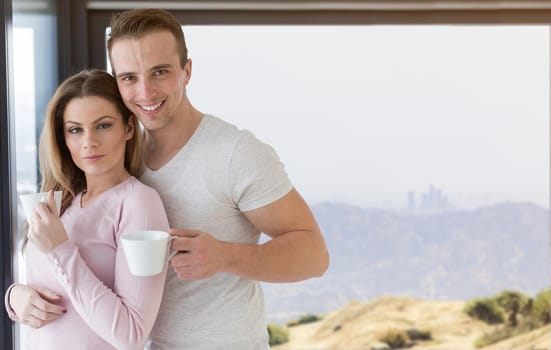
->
[0, 0, 15, 347]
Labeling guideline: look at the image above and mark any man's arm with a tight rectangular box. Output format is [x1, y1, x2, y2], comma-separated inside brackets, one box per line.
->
[170, 188, 329, 282]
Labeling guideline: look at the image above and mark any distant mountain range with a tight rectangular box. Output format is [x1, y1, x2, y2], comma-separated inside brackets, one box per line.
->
[262, 201, 550, 324]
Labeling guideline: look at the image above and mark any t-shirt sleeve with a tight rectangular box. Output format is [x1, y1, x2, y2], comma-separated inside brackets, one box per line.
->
[229, 130, 293, 212]
[48, 184, 169, 350]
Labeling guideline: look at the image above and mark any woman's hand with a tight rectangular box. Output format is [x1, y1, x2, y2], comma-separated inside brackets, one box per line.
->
[9, 284, 66, 328]
[28, 190, 68, 253]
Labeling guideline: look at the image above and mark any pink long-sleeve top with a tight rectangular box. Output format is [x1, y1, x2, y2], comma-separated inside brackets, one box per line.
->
[6, 177, 170, 350]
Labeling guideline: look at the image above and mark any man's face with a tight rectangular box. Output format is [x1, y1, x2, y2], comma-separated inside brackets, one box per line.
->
[110, 30, 191, 132]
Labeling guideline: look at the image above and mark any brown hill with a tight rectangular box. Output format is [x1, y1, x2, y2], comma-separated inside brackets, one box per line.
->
[483, 324, 550, 350]
[272, 296, 550, 350]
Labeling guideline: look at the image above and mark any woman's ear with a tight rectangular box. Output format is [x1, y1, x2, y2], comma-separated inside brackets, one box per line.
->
[126, 115, 136, 141]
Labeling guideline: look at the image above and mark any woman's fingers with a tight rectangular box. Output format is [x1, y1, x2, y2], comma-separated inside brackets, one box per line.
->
[34, 286, 63, 302]
[30, 306, 63, 322]
[47, 190, 59, 216]
[23, 314, 49, 329]
[32, 296, 65, 315]
[10, 285, 65, 328]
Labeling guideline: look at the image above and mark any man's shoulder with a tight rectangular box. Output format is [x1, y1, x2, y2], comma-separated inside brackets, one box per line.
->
[199, 114, 260, 149]
[204, 114, 258, 141]
[202, 114, 241, 137]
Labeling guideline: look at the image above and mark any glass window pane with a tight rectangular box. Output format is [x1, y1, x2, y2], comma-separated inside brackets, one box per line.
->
[11, 26, 36, 350]
[12, 3, 58, 348]
[13, 28, 37, 195]
[183, 26, 550, 342]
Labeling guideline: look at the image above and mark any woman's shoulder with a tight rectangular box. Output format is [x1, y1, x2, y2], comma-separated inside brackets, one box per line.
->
[121, 176, 162, 200]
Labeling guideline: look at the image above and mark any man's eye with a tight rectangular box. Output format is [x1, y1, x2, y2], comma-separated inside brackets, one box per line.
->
[154, 69, 167, 76]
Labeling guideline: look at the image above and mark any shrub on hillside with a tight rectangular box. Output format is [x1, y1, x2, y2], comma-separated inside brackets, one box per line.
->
[298, 314, 322, 324]
[474, 327, 513, 348]
[495, 290, 530, 327]
[473, 290, 546, 348]
[474, 316, 542, 348]
[464, 298, 504, 325]
[407, 328, 432, 340]
[267, 323, 289, 346]
[286, 313, 322, 327]
[532, 289, 551, 325]
[378, 329, 408, 349]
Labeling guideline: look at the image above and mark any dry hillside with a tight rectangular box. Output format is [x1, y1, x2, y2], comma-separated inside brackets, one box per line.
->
[483, 324, 550, 350]
[272, 296, 550, 350]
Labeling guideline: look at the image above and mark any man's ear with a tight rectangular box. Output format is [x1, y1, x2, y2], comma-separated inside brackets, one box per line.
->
[126, 115, 136, 141]
[184, 58, 193, 85]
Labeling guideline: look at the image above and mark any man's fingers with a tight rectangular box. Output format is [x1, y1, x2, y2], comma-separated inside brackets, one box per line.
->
[171, 252, 191, 266]
[168, 228, 200, 237]
[169, 229, 201, 251]
[171, 237, 194, 251]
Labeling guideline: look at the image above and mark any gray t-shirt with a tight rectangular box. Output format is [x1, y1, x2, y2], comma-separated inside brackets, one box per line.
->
[141, 115, 293, 349]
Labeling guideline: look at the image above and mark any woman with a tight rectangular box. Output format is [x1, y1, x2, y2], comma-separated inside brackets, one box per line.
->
[4, 70, 169, 349]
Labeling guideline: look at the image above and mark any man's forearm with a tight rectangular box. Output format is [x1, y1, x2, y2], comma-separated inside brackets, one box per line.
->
[223, 229, 329, 283]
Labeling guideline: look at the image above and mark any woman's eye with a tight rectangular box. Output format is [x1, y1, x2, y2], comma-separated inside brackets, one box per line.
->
[97, 123, 111, 129]
[67, 127, 80, 134]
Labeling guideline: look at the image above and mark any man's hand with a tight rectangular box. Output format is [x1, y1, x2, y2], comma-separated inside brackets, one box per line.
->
[169, 229, 228, 280]
[9, 285, 66, 328]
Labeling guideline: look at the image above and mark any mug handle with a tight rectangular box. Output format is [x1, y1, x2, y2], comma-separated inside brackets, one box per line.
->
[165, 236, 178, 264]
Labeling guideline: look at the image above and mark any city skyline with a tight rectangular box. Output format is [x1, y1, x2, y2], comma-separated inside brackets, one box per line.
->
[406, 184, 453, 213]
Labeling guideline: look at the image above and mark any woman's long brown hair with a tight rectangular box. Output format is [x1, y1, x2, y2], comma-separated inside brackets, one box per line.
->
[23, 70, 143, 249]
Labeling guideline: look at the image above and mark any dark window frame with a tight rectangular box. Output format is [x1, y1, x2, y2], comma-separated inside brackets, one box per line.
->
[64, 1, 551, 77]
[0, 0, 15, 348]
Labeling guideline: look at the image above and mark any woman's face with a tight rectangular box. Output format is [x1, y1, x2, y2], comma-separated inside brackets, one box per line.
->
[63, 96, 134, 180]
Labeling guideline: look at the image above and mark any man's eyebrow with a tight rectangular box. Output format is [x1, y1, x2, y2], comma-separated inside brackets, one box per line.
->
[115, 71, 134, 79]
[115, 64, 173, 79]
[151, 64, 173, 71]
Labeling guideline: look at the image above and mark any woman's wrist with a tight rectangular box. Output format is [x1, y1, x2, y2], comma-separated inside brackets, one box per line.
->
[5, 283, 21, 321]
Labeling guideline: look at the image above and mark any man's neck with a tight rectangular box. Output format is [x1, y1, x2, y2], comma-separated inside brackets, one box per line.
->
[146, 107, 203, 171]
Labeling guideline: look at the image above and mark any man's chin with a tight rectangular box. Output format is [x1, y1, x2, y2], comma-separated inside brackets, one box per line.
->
[140, 119, 165, 132]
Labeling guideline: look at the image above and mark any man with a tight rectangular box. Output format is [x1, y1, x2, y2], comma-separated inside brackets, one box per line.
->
[7, 8, 329, 350]
[107, 9, 328, 349]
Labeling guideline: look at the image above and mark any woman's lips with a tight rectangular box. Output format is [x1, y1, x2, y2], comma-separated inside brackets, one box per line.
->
[83, 155, 104, 161]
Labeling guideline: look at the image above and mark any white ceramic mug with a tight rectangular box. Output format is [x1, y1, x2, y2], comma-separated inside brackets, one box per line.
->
[19, 191, 62, 220]
[120, 230, 177, 276]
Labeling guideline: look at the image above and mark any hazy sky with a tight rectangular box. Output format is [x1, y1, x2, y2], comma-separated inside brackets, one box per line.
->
[184, 25, 549, 210]
[15, 25, 550, 210]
